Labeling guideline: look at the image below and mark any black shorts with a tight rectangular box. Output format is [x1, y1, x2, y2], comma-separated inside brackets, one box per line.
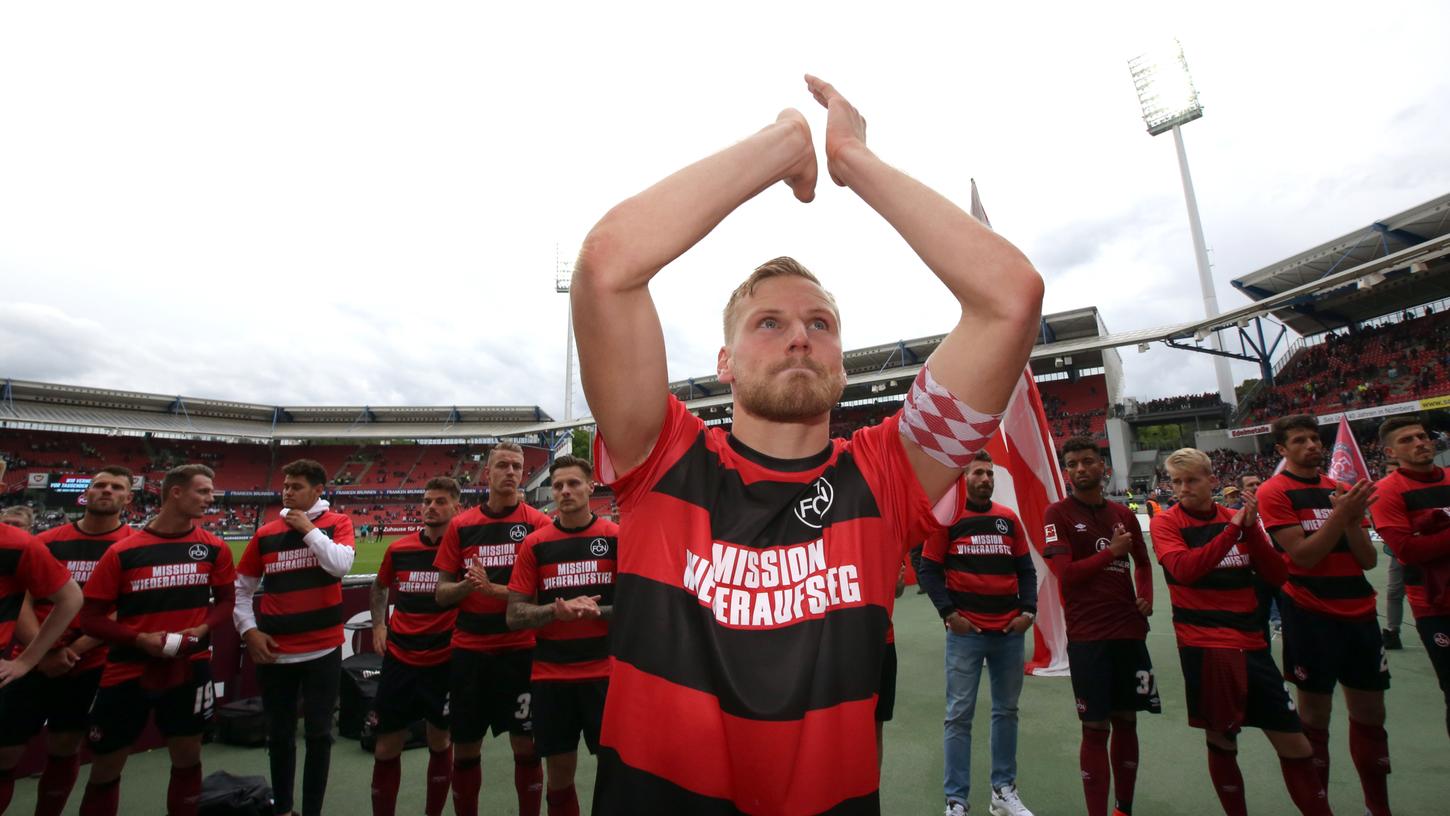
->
[87, 661, 214, 755]
[1067, 639, 1161, 722]
[373, 653, 451, 734]
[531, 678, 608, 758]
[1279, 597, 1389, 693]
[1179, 646, 1300, 735]
[0, 666, 103, 746]
[876, 642, 897, 722]
[450, 647, 533, 742]
[1415, 614, 1450, 701]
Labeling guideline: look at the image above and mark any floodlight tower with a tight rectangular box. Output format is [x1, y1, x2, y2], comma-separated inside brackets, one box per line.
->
[555, 247, 576, 421]
[1129, 40, 1237, 407]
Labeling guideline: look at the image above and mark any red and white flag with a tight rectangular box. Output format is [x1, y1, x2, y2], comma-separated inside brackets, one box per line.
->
[970, 180, 1070, 676]
[1326, 416, 1370, 484]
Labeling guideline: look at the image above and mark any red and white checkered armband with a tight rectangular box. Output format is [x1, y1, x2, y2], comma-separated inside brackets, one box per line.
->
[899, 367, 1003, 469]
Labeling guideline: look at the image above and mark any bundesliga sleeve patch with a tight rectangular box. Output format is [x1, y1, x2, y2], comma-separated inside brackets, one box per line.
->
[900, 367, 1003, 469]
[1044, 523, 1058, 543]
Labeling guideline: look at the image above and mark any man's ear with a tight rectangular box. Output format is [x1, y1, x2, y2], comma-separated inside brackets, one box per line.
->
[717, 346, 734, 384]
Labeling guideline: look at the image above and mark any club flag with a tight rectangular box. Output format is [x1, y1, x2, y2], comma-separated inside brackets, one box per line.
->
[1326, 416, 1370, 485]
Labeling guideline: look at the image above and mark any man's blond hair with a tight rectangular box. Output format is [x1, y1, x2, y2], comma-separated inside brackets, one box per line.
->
[1163, 447, 1214, 477]
[721, 257, 840, 344]
[488, 441, 524, 463]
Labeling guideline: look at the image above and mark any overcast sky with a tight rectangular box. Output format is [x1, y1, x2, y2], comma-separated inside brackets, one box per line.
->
[3, 1, 1447, 420]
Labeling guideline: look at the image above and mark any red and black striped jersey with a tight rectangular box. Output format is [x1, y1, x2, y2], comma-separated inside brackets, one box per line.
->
[377, 530, 455, 666]
[1370, 466, 1450, 618]
[591, 396, 941, 815]
[1042, 496, 1153, 641]
[434, 501, 551, 653]
[83, 527, 236, 687]
[922, 500, 1029, 631]
[509, 515, 618, 682]
[1150, 502, 1286, 650]
[238, 511, 354, 654]
[1258, 470, 1375, 620]
[1, 524, 72, 650]
[32, 522, 133, 672]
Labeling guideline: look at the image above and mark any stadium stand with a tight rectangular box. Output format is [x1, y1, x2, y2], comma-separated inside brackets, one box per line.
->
[1237, 305, 1450, 424]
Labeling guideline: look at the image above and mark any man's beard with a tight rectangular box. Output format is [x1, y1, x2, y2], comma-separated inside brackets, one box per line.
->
[734, 359, 846, 424]
[87, 504, 121, 517]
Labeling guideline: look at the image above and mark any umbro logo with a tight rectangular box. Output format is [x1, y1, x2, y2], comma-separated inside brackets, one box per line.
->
[794, 477, 834, 530]
[510, 524, 529, 542]
[589, 538, 609, 557]
[1074, 523, 1088, 532]
[187, 543, 209, 560]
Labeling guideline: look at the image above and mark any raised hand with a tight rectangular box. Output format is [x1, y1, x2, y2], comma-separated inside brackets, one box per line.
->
[804, 74, 868, 187]
[552, 595, 603, 622]
[1330, 479, 1378, 521]
[775, 108, 818, 203]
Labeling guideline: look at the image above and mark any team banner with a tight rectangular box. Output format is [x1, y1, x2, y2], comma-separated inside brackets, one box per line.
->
[1326, 415, 1371, 484]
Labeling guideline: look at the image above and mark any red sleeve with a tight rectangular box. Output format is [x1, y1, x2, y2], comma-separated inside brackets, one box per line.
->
[210, 538, 236, 586]
[79, 597, 136, 646]
[376, 546, 396, 586]
[1150, 514, 1240, 586]
[1127, 511, 1153, 602]
[237, 532, 263, 578]
[434, 518, 463, 574]
[1256, 480, 1298, 532]
[82, 548, 121, 604]
[921, 527, 949, 564]
[20, 540, 71, 599]
[205, 584, 235, 633]
[508, 537, 539, 597]
[1041, 505, 1068, 561]
[528, 506, 553, 532]
[849, 411, 945, 552]
[332, 515, 356, 548]
[596, 395, 703, 509]
[1244, 522, 1287, 586]
[1365, 476, 1450, 564]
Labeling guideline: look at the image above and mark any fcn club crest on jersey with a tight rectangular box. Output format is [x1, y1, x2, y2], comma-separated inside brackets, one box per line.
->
[794, 477, 834, 530]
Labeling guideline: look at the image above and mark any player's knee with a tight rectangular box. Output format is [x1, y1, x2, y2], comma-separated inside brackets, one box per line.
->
[453, 740, 482, 760]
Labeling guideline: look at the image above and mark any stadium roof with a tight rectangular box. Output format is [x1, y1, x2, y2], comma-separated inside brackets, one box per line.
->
[0, 379, 553, 442]
[1230, 192, 1450, 335]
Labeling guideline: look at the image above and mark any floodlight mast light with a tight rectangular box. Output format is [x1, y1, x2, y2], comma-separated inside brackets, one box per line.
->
[1128, 39, 1237, 407]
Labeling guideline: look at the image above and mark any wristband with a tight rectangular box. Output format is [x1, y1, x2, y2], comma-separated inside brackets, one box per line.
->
[162, 633, 183, 657]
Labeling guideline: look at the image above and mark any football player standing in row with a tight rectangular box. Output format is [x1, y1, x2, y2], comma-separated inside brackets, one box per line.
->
[508, 456, 618, 816]
[1043, 437, 1157, 816]
[1370, 416, 1450, 739]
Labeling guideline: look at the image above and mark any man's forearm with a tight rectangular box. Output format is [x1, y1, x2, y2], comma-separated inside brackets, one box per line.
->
[577, 119, 809, 293]
[506, 598, 555, 631]
[435, 575, 473, 607]
[370, 583, 389, 628]
[1347, 525, 1377, 570]
[1282, 515, 1352, 569]
[830, 142, 1041, 409]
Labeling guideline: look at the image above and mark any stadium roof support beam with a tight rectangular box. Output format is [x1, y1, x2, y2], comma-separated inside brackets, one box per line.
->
[1372, 221, 1426, 245]
[879, 341, 919, 372]
[1, 380, 13, 415]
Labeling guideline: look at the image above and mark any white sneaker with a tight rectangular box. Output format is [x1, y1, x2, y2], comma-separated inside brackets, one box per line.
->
[989, 784, 1034, 816]
[944, 800, 969, 816]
